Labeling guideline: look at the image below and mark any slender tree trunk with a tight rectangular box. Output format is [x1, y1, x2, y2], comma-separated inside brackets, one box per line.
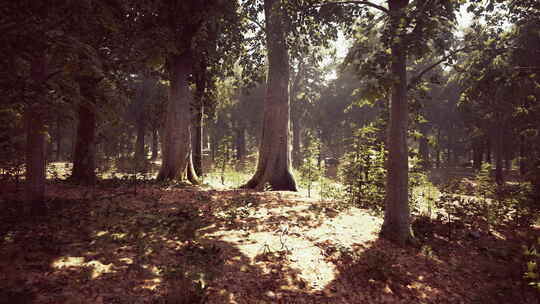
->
[472, 139, 483, 170]
[418, 123, 429, 169]
[436, 128, 441, 168]
[486, 137, 492, 164]
[151, 128, 159, 160]
[494, 125, 504, 185]
[25, 55, 48, 209]
[447, 129, 453, 166]
[290, 62, 304, 169]
[192, 103, 204, 177]
[235, 125, 246, 168]
[71, 102, 96, 184]
[55, 116, 62, 161]
[519, 134, 526, 176]
[135, 118, 146, 164]
[126, 128, 133, 158]
[242, 0, 297, 191]
[380, 0, 413, 245]
[157, 52, 198, 184]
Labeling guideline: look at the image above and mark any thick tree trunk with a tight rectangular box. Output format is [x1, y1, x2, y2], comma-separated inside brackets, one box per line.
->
[380, 0, 413, 245]
[25, 105, 47, 208]
[71, 102, 96, 184]
[157, 52, 198, 184]
[192, 103, 204, 177]
[151, 128, 159, 160]
[25, 56, 48, 209]
[242, 0, 297, 191]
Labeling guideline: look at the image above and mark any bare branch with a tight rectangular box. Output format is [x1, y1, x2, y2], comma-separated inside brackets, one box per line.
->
[316, 1, 389, 14]
[408, 46, 468, 90]
[245, 16, 265, 31]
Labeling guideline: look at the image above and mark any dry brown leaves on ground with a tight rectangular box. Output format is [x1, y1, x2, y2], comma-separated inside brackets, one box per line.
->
[0, 182, 538, 303]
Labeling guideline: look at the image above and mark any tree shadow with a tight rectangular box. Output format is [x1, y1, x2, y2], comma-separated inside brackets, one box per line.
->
[2, 183, 537, 303]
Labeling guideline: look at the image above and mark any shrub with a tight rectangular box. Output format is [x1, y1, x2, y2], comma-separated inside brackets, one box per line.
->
[340, 124, 386, 213]
[297, 132, 323, 198]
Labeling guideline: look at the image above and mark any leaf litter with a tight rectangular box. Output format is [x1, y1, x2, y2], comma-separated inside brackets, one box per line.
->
[0, 183, 538, 303]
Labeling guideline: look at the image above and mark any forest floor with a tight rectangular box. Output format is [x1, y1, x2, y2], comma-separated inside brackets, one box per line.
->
[0, 178, 539, 304]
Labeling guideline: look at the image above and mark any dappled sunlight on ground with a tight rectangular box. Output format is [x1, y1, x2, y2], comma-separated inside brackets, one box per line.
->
[0, 181, 538, 303]
[52, 256, 114, 279]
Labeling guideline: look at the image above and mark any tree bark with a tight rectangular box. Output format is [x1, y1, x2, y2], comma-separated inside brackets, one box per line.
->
[519, 134, 526, 176]
[486, 137, 492, 164]
[242, 0, 297, 191]
[25, 55, 48, 209]
[55, 116, 62, 161]
[135, 118, 146, 164]
[151, 128, 159, 160]
[157, 52, 198, 184]
[292, 118, 301, 168]
[418, 123, 430, 169]
[235, 125, 246, 163]
[290, 62, 304, 169]
[494, 125, 504, 185]
[380, 0, 413, 245]
[472, 138, 483, 171]
[192, 103, 204, 177]
[71, 102, 96, 184]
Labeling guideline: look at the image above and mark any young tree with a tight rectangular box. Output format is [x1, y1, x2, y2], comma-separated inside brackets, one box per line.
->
[335, 0, 462, 244]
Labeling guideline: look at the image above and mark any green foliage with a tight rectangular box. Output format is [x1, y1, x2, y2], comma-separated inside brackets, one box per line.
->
[523, 237, 540, 291]
[218, 193, 258, 226]
[0, 108, 25, 182]
[411, 173, 440, 218]
[340, 124, 386, 213]
[215, 135, 234, 185]
[297, 132, 323, 198]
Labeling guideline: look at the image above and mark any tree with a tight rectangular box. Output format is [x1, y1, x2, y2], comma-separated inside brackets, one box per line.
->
[242, 0, 298, 191]
[148, 0, 242, 183]
[335, 0, 461, 244]
[1, 0, 124, 202]
[241, 0, 340, 190]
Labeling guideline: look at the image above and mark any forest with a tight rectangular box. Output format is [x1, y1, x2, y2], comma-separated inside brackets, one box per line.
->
[0, 0, 539, 303]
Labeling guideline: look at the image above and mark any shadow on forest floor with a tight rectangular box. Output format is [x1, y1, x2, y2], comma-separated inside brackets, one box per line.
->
[0, 181, 538, 303]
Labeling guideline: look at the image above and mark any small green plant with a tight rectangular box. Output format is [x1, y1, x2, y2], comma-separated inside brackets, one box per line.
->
[319, 178, 345, 203]
[340, 124, 386, 214]
[523, 237, 540, 291]
[411, 170, 439, 217]
[297, 132, 323, 198]
[215, 135, 234, 186]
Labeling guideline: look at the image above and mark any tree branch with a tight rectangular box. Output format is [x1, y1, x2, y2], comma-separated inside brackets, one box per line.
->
[245, 16, 265, 31]
[317, 1, 389, 14]
[407, 46, 468, 90]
